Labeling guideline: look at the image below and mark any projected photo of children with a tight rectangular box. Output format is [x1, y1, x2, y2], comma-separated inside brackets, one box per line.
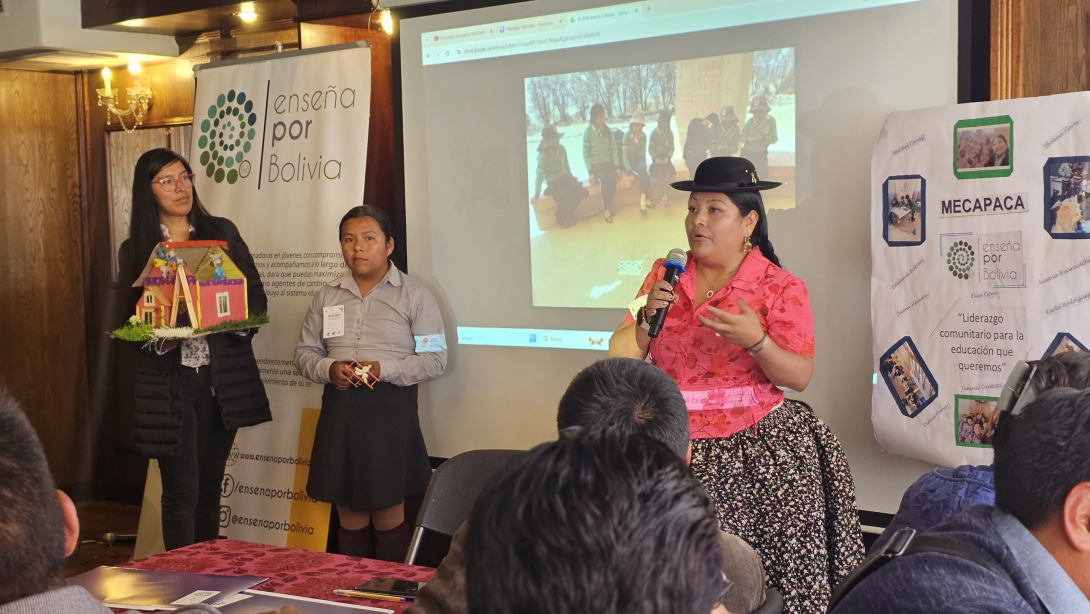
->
[955, 396, 999, 447]
[882, 175, 925, 246]
[1043, 157, 1090, 238]
[953, 116, 1013, 179]
[1043, 332, 1089, 357]
[879, 337, 938, 418]
[525, 48, 796, 308]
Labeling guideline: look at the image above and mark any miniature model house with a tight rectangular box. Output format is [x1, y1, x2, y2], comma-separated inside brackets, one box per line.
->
[132, 241, 248, 329]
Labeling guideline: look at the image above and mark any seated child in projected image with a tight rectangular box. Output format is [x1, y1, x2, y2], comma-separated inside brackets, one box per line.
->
[870, 352, 1090, 553]
[682, 117, 710, 180]
[533, 125, 588, 229]
[648, 110, 676, 208]
[622, 109, 651, 214]
[740, 95, 777, 179]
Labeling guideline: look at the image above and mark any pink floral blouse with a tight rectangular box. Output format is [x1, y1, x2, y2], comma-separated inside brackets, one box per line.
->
[623, 250, 815, 439]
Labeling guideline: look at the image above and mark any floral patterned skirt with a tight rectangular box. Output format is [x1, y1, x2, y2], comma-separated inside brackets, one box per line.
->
[690, 399, 864, 614]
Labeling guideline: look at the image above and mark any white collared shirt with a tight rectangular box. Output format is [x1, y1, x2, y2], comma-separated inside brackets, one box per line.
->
[294, 262, 447, 387]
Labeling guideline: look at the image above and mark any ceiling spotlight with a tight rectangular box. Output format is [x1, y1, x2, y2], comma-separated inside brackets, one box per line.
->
[236, 11, 258, 22]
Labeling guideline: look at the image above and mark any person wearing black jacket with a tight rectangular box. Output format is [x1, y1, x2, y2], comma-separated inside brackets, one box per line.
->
[116, 148, 271, 550]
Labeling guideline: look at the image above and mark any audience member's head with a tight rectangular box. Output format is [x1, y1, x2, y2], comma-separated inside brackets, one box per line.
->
[0, 389, 80, 605]
[557, 358, 690, 461]
[993, 387, 1090, 590]
[465, 428, 723, 614]
[1029, 351, 1090, 393]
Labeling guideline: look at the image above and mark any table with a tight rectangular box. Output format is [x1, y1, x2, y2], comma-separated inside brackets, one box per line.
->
[120, 539, 435, 612]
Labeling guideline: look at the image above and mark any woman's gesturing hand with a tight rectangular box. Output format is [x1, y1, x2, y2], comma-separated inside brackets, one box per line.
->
[698, 298, 765, 349]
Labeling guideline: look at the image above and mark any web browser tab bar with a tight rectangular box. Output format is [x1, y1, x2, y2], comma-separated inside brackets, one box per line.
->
[421, 0, 923, 66]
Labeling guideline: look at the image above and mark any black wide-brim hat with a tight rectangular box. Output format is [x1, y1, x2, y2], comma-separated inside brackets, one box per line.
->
[671, 156, 782, 193]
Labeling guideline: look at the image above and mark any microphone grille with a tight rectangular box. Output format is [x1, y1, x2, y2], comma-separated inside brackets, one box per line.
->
[666, 248, 687, 265]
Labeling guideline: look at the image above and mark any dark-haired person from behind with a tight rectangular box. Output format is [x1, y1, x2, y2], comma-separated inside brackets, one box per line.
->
[610, 157, 864, 614]
[408, 357, 769, 614]
[465, 427, 724, 614]
[295, 205, 447, 561]
[831, 387, 1090, 613]
[116, 148, 270, 551]
[0, 388, 221, 614]
[872, 351, 1090, 553]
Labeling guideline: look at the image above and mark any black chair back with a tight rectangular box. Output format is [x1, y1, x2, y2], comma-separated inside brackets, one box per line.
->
[405, 449, 522, 566]
[752, 587, 784, 614]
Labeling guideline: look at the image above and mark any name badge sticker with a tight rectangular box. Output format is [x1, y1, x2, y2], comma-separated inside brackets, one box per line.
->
[323, 305, 345, 339]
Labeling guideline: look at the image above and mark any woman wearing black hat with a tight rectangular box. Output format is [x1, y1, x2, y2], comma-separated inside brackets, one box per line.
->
[533, 125, 588, 228]
[609, 157, 864, 614]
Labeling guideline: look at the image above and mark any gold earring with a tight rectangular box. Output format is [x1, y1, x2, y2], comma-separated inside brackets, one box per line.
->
[743, 235, 752, 252]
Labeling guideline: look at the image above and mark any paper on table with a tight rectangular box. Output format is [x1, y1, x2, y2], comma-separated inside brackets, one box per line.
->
[173, 590, 221, 605]
[67, 567, 267, 610]
[216, 590, 393, 614]
[211, 594, 254, 607]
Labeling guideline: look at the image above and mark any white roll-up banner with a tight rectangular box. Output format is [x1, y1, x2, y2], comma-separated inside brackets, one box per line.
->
[871, 92, 1090, 467]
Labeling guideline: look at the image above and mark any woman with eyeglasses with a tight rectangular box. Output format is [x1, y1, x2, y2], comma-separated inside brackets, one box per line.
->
[116, 148, 270, 550]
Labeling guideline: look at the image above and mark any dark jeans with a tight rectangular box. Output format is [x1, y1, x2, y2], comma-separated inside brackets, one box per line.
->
[591, 162, 618, 215]
[158, 366, 238, 550]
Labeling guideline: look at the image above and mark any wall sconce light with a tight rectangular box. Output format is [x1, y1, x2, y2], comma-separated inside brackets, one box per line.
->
[369, 0, 393, 34]
[98, 58, 154, 132]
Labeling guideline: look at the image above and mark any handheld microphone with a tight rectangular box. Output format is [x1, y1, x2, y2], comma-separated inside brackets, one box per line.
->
[647, 249, 687, 338]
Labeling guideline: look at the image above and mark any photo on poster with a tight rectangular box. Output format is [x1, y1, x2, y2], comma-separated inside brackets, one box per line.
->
[524, 47, 796, 308]
[953, 116, 1013, 180]
[879, 336, 938, 418]
[954, 394, 1000, 448]
[1043, 332, 1089, 357]
[1043, 156, 1090, 238]
[882, 175, 925, 246]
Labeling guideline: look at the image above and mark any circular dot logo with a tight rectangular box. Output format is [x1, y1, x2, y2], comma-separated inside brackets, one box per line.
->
[197, 89, 257, 184]
[946, 241, 975, 280]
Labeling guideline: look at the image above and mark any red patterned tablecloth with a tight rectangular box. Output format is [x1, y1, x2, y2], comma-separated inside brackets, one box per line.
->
[119, 539, 435, 612]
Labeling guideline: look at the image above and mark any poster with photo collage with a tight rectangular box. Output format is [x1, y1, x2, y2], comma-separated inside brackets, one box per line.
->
[871, 93, 1090, 467]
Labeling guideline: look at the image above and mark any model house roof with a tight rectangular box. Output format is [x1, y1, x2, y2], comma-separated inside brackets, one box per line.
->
[131, 240, 242, 288]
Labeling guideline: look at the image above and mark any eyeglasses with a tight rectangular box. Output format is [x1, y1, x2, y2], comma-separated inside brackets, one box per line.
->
[153, 173, 195, 192]
[997, 360, 1037, 416]
[715, 570, 734, 607]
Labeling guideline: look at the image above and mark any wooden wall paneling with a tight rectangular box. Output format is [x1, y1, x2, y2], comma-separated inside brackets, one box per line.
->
[990, 0, 1024, 99]
[300, 23, 399, 265]
[0, 69, 91, 490]
[993, 0, 1090, 99]
[1022, 0, 1089, 96]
